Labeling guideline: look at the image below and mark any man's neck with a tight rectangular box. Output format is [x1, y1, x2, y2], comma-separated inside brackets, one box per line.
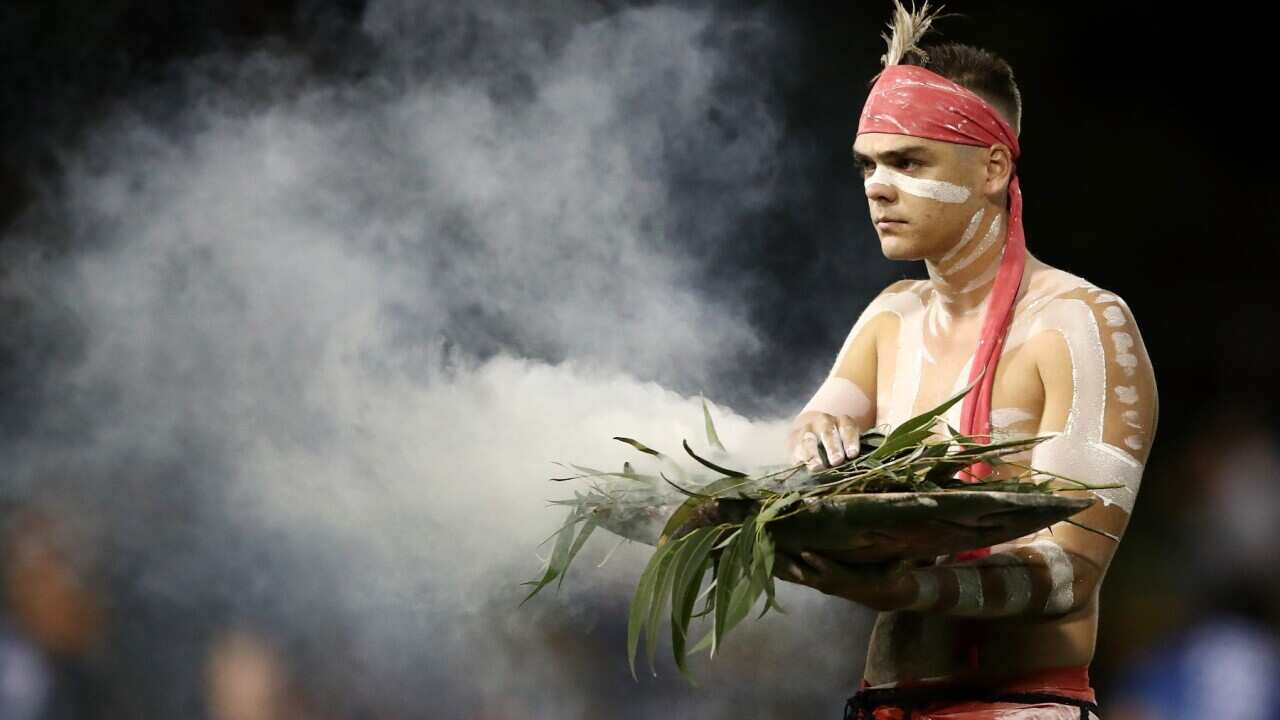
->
[923, 205, 1007, 319]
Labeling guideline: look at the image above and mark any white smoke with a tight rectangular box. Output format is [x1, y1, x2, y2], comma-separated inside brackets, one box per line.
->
[0, 1, 875, 716]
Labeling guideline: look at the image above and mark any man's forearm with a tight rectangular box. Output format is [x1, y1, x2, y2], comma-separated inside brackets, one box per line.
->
[890, 539, 1080, 618]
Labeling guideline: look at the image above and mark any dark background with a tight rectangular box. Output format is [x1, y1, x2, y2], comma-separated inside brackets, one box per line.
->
[2, 1, 1277, 718]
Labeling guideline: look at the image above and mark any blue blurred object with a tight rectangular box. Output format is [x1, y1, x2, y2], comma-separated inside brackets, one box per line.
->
[1112, 615, 1280, 720]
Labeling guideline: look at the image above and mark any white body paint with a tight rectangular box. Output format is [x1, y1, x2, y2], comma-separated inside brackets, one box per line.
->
[864, 165, 971, 204]
[1102, 306, 1126, 327]
[823, 241, 1153, 518]
[995, 565, 1034, 614]
[799, 376, 872, 419]
[863, 277, 1148, 515]
[942, 213, 1004, 275]
[938, 208, 986, 264]
[1028, 539, 1075, 614]
[954, 253, 1003, 293]
[1004, 297, 1146, 514]
[826, 290, 926, 428]
[1114, 386, 1138, 405]
[904, 572, 940, 612]
[959, 549, 1035, 615]
[952, 567, 984, 614]
[990, 406, 1036, 430]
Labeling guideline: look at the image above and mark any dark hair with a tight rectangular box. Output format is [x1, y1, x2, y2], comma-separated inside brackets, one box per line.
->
[874, 42, 1022, 135]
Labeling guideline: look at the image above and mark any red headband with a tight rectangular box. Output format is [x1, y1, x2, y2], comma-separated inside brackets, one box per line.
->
[858, 65, 1026, 497]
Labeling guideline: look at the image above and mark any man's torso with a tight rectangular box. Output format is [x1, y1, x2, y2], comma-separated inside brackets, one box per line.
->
[861, 252, 1119, 684]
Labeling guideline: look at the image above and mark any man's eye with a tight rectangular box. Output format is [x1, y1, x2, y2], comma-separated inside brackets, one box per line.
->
[898, 160, 919, 171]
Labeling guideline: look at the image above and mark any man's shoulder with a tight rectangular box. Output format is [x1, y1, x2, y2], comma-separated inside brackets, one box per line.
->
[1021, 265, 1139, 322]
[869, 278, 928, 308]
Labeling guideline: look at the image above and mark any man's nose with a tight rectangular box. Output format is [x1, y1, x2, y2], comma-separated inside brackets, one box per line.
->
[865, 178, 896, 203]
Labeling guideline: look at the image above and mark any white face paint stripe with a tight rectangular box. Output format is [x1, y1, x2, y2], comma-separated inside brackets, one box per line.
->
[1003, 298, 1146, 514]
[938, 208, 986, 263]
[951, 567, 984, 614]
[945, 213, 1004, 275]
[865, 165, 971, 204]
[1028, 539, 1074, 614]
[800, 376, 873, 419]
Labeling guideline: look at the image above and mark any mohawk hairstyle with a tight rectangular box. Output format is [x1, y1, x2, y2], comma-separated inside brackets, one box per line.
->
[869, 0, 1023, 136]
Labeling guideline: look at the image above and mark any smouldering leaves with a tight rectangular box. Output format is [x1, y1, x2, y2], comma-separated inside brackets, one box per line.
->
[523, 380, 1123, 684]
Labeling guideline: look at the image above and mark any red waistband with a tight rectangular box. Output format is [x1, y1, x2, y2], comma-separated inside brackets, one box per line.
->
[859, 664, 1095, 704]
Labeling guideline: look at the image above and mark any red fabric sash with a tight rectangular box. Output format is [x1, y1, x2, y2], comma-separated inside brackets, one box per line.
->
[854, 664, 1096, 719]
[857, 64, 1028, 669]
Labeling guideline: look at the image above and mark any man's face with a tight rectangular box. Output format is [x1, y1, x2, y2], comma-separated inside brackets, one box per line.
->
[852, 133, 992, 262]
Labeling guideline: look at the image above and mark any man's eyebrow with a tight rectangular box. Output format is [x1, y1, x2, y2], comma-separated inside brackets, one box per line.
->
[851, 145, 933, 163]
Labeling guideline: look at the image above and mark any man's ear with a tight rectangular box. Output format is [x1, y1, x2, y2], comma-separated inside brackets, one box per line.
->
[983, 144, 1014, 198]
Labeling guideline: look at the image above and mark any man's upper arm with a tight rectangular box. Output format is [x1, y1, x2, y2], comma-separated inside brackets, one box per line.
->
[799, 280, 915, 429]
[1016, 287, 1159, 611]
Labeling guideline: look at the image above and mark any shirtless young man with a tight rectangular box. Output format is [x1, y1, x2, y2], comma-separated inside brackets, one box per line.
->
[776, 4, 1159, 718]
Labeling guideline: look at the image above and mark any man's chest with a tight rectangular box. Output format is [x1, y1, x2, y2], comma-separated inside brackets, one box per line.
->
[873, 301, 1051, 439]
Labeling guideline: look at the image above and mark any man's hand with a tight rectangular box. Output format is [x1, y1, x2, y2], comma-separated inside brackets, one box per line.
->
[786, 412, 862, 473]
[772, 550, 914, 611]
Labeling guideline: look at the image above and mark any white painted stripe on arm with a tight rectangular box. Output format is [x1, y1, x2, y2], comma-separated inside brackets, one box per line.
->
[903, 571, 939, 611]
[1028, 539, 1075, 614]
[952, 567, 984, 614]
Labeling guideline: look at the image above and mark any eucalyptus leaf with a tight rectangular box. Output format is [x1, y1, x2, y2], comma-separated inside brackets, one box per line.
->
[702, 396, 727, 454]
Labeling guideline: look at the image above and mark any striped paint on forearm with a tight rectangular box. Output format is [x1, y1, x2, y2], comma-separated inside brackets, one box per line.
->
[902, 570, 940, 611]
[897, 541, 1073, 617]
[1000, 565, 1035, 614]
[952, 567, 984, 613]
[1027, 539, 1075, 614]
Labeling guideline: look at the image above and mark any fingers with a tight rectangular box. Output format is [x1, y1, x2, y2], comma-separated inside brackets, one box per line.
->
[835, 416, 862, 460]
[820, 423, 846, 467]
[799, 551, 827, 573]
[803, 431, 823, 471]
[787, 413, 864, 472]
[786, 420, 812, 466]
[772, 552, 812, 585]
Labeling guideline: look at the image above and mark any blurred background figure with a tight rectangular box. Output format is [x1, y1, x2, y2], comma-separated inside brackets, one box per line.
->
[0, 501, 106, 719]
[206, 628, 307, 720]
[0, 619, 51, 720]
[1107, 403, 1280, 720]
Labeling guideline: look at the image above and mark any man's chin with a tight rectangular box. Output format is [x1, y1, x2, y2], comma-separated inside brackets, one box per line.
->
[878, 236, 925, 261]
